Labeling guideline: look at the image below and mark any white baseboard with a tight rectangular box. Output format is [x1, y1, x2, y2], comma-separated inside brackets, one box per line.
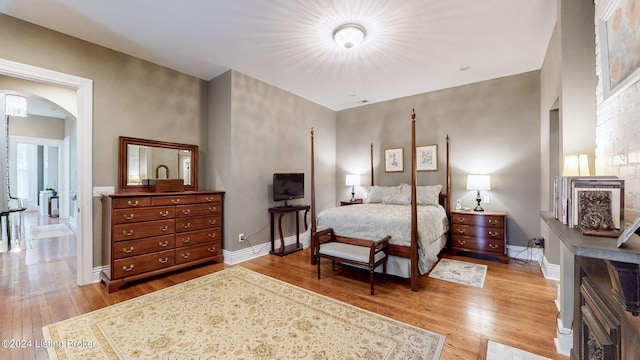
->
[224, 232, 311, 265]
[506, 245, 560, 281]
[92, 265, 108, 283]
[541, 255, 560, 281]
[554, 318, 573, 356]
[507, 245, 543, 262]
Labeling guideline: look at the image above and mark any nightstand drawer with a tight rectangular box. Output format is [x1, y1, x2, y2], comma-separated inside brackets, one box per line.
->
[451, 213, 504, 228]
[452, 224, 504, 239]
[452, 235, 505, 253]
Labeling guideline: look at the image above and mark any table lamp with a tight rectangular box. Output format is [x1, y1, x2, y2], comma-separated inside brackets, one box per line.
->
[466, 174, 491, 211]
[345, 174, 361, 202]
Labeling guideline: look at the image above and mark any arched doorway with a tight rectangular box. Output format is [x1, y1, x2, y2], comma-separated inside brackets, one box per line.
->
[0, 58, 94, 286]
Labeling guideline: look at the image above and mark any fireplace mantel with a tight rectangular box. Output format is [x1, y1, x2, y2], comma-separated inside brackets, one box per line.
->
[541, 212, 640, 360]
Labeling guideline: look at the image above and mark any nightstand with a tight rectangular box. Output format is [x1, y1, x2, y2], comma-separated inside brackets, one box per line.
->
[449, 210, 508, 263]
[340, 199, 363, 206]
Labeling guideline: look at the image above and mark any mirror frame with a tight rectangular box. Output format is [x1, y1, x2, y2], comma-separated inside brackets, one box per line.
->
[118, 136, 199, 192]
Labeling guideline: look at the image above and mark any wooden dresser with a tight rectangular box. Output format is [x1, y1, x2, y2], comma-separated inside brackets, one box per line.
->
[449, 210, 508, 263]
[101, 191, 224, 292]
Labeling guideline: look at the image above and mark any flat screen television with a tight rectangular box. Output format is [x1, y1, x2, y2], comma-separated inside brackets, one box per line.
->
[273, 173, 304, 206]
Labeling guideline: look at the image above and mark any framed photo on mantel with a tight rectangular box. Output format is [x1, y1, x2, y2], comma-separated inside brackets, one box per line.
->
[571, 178, 624, 238]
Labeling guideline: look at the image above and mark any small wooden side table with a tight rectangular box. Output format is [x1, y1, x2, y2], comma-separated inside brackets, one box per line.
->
[340, 198, 363, 206]
[268, 205, 310, 256]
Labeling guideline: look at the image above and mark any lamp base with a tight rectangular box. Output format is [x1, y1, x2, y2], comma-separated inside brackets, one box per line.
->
[473, 192, 484, 211]
[350, 187, 356, 202]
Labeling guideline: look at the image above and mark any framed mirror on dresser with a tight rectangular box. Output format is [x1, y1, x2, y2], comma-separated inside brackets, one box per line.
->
[101, 136, 224, 293]
[118, 136, 199, 192]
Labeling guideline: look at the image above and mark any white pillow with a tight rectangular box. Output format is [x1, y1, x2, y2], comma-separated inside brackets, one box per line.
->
[417, 185, 443, 205]
[382, 186, 410, 205]
[365, 186, 385, 203]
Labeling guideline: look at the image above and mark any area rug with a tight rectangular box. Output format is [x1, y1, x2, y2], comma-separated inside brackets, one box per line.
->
[29, 223, 73, 240]
[428, 258, 488, 288]
[42, 266, 446, 359]
[481, 338, 551, 360]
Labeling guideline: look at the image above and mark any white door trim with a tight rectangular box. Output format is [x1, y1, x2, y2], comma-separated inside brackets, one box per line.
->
[0, 58, 94, 286]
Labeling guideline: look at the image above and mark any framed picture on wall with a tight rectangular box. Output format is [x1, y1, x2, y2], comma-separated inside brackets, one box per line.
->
[598, 0, 640, 99]
[384, 147, 404, 172]
[416, 144, 438, 171]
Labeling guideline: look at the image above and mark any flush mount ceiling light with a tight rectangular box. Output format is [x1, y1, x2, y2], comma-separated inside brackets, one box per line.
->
[333, 23, 366, 49]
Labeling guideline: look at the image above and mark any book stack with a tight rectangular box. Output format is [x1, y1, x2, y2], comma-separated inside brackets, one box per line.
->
[554, 176, 624, 236]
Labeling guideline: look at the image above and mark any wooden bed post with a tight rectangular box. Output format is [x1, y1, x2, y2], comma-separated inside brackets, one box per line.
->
[446, 134, 451, 214]
[370, 142, 374, 186]
[310, 128, 317, 265]
[410, 109, 419, 292]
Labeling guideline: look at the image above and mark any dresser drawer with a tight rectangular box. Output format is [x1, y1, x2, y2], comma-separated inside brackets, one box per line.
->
[175, 203, 222, 218]
[175, 215, 222, 232]
[113, 197, 152, 209]
[175, 228, 222, 247]
[450, 213, 504, 228]
[113, 234, 175, 259]
[113, 219, 175, 241]
[451, 235, 505, 253]
[175, 242, 222, 265]
[452, 224, 504, 239]
[113, 206, 175, 224]
[197, 193, 222, 203]
[151, 195, 197, 206]
[113, 250, 174, 279]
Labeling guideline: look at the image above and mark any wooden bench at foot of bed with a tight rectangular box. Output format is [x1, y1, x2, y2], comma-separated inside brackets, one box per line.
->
[314, 228, 390, 295]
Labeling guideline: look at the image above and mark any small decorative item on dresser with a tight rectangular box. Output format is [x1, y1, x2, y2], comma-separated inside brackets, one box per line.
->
[449, 209, 508, 263]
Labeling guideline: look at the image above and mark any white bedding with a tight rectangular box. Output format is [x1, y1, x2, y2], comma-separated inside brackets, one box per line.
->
[315, 203, 449, 276]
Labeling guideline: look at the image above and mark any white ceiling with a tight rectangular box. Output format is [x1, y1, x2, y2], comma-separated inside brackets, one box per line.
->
[0, 0, 557, 111]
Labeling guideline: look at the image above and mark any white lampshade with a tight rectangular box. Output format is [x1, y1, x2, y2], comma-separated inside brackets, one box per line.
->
[466, 175, 491, 191]
[562, 154, 590, 176]
[345, 174, 361, 187]
[333, 24, 366, 49]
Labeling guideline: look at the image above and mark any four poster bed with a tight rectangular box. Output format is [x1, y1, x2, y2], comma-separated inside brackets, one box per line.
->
[309, 110, 451, 291]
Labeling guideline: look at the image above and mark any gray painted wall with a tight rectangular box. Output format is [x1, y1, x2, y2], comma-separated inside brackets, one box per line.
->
[210, 71, 336, 252]
[0, 14, 209, 266]
[337, 72, 542, 247]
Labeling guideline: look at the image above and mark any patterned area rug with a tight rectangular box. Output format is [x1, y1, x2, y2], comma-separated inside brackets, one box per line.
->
[43, 266, 446, 359]
[29, 223, 73, 240]
[428, 258, 488, 288]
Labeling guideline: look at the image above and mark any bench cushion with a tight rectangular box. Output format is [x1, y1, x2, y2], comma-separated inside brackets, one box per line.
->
[318, 242, 386, 263]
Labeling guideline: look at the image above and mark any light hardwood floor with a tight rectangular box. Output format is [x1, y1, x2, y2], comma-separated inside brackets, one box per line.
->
[1, 210, 568, 359]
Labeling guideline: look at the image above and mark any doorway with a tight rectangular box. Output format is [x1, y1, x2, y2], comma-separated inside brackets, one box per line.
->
[0, 58, 94, 286]
[10, 136, 65, 213]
